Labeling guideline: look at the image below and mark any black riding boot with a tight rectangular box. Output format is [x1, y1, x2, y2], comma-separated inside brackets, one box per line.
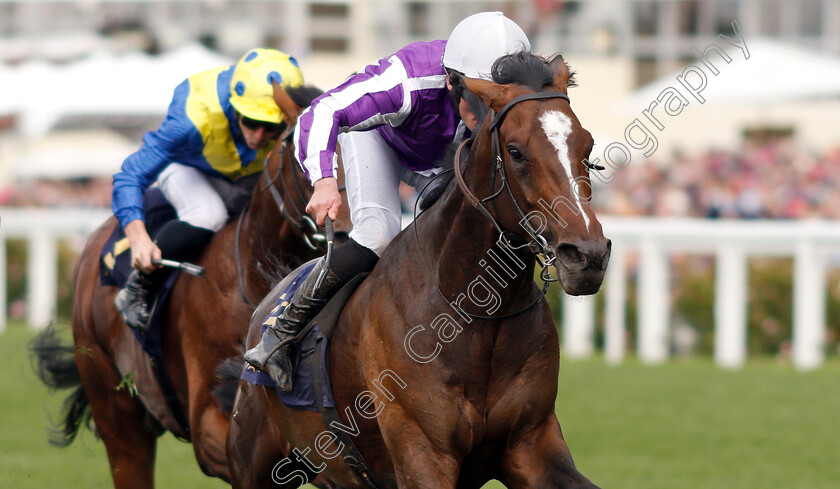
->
[115, 220, 215, 333]
[244, 258, 343, 391]
[244, 238, 380, 392]
[115, 269, 160, 332]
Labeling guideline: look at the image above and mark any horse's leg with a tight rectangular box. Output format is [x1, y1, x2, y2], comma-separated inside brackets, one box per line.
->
[378, 415, 461, 489]
[498, 416, 599, 489]
[229, 383, 346, 489]
[228, 383, 290, 489]
[75, 334, 159, 488]
[190, 399, 231, 480]
[73, 226, 160, 489]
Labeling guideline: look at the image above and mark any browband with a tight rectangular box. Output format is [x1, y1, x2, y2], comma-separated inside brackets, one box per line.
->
[489, 91, 570, 132]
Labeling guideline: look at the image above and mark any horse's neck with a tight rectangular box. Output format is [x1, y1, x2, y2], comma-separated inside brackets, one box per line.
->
[239, 171, 309, 292]
[242, 197, 287, 252]
[419, 170, 537, 312]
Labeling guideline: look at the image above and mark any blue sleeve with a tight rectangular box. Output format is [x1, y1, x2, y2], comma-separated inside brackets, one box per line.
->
[112, 81, 200, 228]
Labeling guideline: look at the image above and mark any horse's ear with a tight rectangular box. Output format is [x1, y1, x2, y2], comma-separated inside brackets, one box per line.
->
[460, 76, 511, 113]
[272, 82, 303, 127]
[549, 56, 570, 93]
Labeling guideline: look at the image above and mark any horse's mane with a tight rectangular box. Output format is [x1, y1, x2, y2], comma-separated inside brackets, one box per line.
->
[254, 83, 325, 289]
[491, 52, 577, 90]
[462, 52, 577, 135]
[425, 53, 578, 210]
[286, 84, 324, 108]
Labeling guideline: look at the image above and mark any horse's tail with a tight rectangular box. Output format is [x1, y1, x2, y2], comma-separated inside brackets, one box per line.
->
[212, 356, 244, 415]
[29, 323, 93, 447]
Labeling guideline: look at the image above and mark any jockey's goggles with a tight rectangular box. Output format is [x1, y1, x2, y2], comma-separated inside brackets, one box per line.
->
[240, 115, 286, 137]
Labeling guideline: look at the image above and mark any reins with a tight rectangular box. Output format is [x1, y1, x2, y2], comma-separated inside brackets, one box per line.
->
[258, 132, 326, 250]
[415, 91, 573, 320]
[234, 129, 344, 309]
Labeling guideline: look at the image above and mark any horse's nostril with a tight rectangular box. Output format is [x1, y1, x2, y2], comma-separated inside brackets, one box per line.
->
[557, 243, 586, 265]
[603, 238, 613, 263]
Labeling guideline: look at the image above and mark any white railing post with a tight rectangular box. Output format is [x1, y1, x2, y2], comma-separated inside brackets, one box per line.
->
[792, 240, 826, 370]
[638, 239, 669, 363]
[714, 244, 747, 368]
[604, 241, 626, 364]
[563, 293, 595, 358]
[27, 229, 57, 329]
[0, 234, 6, 334]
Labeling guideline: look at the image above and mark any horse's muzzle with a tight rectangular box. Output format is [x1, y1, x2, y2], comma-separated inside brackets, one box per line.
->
[554, 237, 611, 296]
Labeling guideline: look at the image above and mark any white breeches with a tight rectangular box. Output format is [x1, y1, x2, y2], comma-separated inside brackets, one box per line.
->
[157, 163, 257, 232]
[338, 130, 439, 256]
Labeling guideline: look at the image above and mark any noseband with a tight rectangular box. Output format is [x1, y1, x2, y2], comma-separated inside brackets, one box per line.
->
[454, 90, 570, 282]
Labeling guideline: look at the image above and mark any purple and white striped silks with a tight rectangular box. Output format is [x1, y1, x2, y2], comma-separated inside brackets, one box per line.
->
[294, 40, 464, 184]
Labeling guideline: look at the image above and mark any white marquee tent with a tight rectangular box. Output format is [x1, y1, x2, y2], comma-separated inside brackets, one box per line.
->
[1, 43, 233, 137]
[0, 44, 232, 180]
[620, 38, 840, 109]
[613, 38, 840, 154]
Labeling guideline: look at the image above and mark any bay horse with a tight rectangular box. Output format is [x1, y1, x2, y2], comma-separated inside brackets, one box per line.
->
[227, 53, 610, 489]
[31, 84, 351, 488]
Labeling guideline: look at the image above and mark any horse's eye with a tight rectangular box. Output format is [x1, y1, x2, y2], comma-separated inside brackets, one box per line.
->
[507, 146, 525, 163]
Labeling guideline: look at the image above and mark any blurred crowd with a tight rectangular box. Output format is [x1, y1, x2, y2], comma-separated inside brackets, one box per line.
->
[593, 139, 840, 219]
[1, 177, 111, 208]
[3, 139, 840, 221]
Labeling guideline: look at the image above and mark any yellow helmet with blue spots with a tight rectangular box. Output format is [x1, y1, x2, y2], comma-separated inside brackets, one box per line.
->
[229, 49, 304, 124]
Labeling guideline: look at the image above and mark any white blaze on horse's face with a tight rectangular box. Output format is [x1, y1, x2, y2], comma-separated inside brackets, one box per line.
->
[539, 110, 590, 231]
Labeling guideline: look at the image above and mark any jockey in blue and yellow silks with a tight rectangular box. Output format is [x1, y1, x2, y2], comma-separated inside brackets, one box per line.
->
[113, 49, 304, 332]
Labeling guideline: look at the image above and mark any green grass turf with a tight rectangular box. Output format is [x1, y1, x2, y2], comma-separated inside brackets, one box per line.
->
[0, 322, 228, 489]
[552, 358, 840, 489]
[3, 321, 839, 488]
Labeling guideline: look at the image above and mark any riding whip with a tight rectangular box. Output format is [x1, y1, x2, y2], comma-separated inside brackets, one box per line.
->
[314, 216, 335, 289]
[151, 258, 206, 278]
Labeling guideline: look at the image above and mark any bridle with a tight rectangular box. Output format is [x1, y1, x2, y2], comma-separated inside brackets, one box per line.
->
[235, 128, 345, 308]
[258, 134, 330, 251]
[414, 89, 583, 321]
[454, 90, 571, 283]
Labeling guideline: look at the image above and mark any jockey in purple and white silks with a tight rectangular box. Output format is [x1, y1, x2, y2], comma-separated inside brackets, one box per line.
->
[295, 39, 468, 255]
[245, 12, 531, 392]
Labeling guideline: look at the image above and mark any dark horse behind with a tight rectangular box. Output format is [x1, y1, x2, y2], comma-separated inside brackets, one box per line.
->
[227, 53, 610, 489]
[30, 84, 351, 488]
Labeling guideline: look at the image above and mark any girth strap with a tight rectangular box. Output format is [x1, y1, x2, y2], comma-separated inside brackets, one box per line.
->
[309, 273, 383, 489]
[145, 290, 192, 439]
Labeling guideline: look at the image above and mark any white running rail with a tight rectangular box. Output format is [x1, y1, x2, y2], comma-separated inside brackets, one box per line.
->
[3, 210, 838, 370]
[0, 207, 109, 332]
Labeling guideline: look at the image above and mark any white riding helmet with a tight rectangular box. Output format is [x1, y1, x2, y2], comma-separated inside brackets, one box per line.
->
[442, 11, 531, 80]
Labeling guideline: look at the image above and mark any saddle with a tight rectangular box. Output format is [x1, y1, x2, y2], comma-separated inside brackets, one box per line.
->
[241, 259, 368, 411]
[241, 263, 380, 488]
[100, 188, 176, 288]
[99, 188, 181, 358]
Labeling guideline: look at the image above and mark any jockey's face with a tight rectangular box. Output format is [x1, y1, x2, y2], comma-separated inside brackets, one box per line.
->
[237, 114, 282, 150]
[446, 76, 479, 131]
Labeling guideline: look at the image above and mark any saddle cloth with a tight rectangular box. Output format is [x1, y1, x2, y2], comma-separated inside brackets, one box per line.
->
[241, 260, 336, 411]
[99, 188, 180, 360]
[241, 262, 368, 412]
